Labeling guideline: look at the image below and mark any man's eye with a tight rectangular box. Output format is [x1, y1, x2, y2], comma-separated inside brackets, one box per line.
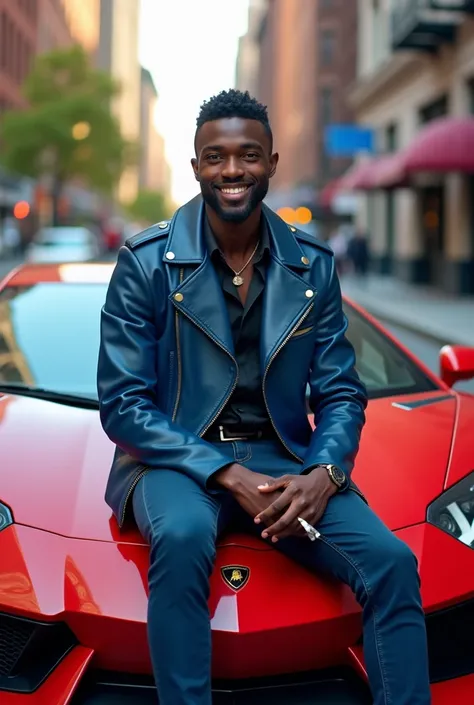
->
[206, 154, 221, 161]
[245, 153, 259, 159]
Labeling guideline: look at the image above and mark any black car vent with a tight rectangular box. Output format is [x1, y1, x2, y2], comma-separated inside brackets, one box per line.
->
[0, 612, 77, 693]
[427, 599, 474, 682]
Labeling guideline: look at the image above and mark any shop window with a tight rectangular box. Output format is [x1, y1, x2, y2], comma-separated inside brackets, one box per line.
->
[419, 96, 449, 125]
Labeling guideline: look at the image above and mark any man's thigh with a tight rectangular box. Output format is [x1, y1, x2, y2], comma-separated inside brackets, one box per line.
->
[132, 470, 238, 546]
[270, 491, 417, 595]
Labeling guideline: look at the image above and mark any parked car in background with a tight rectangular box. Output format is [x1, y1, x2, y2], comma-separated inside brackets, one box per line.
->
[26, 226, 100, 263]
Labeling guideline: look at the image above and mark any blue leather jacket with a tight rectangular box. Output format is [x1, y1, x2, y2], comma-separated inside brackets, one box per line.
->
[97, 195, 368, 527]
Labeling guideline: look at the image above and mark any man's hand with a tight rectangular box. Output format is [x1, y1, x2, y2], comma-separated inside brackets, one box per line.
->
[212, 463, 284, 519]
[254, 467, 338, 542]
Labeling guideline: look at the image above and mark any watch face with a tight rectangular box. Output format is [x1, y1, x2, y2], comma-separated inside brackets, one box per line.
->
[330, 466, 346, 486]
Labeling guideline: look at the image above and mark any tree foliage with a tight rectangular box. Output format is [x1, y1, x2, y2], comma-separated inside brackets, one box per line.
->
[0, 45, 136, 212]
[127, 189, 172, 225]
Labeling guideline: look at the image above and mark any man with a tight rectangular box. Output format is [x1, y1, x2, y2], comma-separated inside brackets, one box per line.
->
[97, 89, 431, 705]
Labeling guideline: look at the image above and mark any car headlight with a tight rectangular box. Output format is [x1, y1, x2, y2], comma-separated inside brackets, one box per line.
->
[0, 502, 13, 532]
[427, 472, 474, 548]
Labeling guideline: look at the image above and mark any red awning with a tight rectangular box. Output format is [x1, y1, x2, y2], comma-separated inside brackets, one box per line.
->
[377, 116, 474, 187]
[338, 160, 376, 190]
[319, 179, 343, 208]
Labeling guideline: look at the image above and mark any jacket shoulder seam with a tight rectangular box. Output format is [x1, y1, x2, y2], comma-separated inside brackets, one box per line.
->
[126, 221, 170, 249]
[292, 227, 334, 255]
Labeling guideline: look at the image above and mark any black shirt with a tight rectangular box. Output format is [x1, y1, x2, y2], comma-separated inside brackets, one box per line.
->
[204, 218, 271, 434]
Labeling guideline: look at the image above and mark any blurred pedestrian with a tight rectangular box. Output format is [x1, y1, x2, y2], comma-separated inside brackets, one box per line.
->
[348, 229, 370, 277]
[328, 225, 349, 276]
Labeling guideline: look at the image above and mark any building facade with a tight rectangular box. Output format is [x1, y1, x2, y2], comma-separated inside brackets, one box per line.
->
[235, 0, 267, 98]
[349, 0, 474, 294]
[139, 68, 172, 201]
[252, 0, 357, 211]
[97, 0, 141, 205]
[0, 0, 38, 114]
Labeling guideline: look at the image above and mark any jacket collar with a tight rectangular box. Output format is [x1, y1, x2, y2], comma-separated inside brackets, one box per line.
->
[163, 194, 310, 272]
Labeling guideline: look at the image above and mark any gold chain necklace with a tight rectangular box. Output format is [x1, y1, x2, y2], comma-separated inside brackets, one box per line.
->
[221, 240, 260, 287]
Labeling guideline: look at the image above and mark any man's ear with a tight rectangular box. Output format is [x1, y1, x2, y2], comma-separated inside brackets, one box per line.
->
[191, 158, 200, 182]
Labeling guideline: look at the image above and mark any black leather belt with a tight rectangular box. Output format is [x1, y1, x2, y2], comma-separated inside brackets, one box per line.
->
[207, 424, 275, 442]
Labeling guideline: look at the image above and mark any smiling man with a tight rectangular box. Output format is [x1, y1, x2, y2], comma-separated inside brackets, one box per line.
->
[97, 89, 431, 705]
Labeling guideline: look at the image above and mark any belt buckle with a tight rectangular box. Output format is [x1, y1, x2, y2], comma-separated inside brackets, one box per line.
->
[219, 426, 248, 442]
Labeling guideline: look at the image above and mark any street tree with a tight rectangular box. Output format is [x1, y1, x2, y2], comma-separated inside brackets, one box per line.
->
[0, 45, 135, 224]
[127, 189, 172, 226]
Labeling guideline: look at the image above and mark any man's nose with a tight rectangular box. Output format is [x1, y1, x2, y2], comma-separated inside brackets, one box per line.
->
[221, 157, 245, 180]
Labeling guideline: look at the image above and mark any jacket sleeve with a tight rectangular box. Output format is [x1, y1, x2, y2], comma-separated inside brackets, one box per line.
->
[301, 256, 368, 481]
[97, 245, 232, 489]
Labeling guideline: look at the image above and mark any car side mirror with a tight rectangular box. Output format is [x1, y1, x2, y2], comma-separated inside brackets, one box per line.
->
[439, 345, 474, 388]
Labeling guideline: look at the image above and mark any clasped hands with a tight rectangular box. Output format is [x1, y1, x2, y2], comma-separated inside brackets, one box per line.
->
[214, 463, 338, 542]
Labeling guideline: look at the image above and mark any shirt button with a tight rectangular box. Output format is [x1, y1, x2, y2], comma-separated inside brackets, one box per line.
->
[166, 251, 175, 260]
[305, 289, 314, 298]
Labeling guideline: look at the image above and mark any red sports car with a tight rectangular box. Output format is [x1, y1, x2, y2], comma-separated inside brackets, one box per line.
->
[1, 261, 474, 705]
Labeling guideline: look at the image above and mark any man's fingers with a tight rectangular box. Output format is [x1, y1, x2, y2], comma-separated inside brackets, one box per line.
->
[261, 503, 301, 541]
[254, 487, 294, 524]
[257, 475, 291, 492]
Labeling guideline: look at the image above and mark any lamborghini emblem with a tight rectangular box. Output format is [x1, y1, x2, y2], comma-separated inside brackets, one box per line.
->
[221, 565, 250, 591]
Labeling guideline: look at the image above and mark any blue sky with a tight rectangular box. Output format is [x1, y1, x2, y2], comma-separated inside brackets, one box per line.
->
[139, 0, 250, 206]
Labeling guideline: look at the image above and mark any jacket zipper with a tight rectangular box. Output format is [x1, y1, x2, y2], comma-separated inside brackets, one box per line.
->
[119, 464, 148, 528]
[171, 268, 184, 422]
[120, 269, 185, 528]
[262, 304, 314, 461]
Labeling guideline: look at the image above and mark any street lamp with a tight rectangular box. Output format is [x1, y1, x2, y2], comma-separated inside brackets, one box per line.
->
[72, 122, 91, 140]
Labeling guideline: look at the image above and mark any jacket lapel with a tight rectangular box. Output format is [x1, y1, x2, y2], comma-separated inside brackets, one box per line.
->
[165, 196, 235, 357]
[260, 205, 316, 371]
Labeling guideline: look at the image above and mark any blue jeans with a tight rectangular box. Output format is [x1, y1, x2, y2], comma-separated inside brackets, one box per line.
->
[132, 439, 431, 705]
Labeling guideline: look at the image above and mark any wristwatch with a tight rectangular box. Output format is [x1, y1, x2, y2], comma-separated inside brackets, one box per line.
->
[317, 464, 347, 491]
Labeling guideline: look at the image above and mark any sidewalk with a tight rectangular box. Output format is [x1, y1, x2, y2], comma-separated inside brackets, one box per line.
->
[341, 273, 474, 348]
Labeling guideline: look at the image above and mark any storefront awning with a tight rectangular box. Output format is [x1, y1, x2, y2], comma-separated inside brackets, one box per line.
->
[377, 116, 474, 187]
[338, 160, 375, 191]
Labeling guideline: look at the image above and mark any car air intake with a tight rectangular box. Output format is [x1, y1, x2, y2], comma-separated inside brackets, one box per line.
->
[0, 612, 77, 693]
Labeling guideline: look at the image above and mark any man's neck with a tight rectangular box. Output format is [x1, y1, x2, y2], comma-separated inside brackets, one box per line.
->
[205, 204, 262, 258]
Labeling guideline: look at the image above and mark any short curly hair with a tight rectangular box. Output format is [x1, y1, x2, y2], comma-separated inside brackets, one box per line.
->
[195, 89, 273, 152]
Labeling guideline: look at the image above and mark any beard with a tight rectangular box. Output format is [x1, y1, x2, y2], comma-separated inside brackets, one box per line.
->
[200, 178, 269, 223]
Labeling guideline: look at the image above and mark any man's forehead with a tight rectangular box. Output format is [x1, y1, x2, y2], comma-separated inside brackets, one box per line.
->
[196, 117, 269, 150]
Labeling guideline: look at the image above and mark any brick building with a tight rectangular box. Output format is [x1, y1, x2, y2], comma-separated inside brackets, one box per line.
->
[250, 0, 358, 210]
[0, 0, 38, 114]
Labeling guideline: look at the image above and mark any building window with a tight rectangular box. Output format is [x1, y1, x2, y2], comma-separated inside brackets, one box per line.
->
[419, 96, 448, 125]
[386, 123, 398, 152]
[320, 30, 335, 67]
[0, 13, 6, 71]
[320, 87, 333, 125]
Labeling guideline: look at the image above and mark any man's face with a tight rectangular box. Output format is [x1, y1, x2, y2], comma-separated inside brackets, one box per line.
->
[192, 117, 278, 224]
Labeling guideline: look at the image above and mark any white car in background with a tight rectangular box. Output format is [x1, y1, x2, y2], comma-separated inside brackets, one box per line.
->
[26, 226, 100, 263]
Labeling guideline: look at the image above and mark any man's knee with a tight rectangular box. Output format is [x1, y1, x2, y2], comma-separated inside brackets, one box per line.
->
[149, 513, 217, 569]
[368, 534, 419, 593]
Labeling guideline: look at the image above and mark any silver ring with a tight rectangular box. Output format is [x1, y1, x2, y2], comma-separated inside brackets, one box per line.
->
[297, 516, 320, 541]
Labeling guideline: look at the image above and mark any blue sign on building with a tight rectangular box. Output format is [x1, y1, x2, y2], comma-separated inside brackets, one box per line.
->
[324, 125, 375, 156]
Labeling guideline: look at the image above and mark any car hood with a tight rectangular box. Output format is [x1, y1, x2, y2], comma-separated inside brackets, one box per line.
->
[0, 390, 464, 543]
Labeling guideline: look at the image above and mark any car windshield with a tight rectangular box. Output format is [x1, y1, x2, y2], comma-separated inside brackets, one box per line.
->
[0, 283, 437, 403]
[36, 228, 90, 246]
[343, 301, 438, 398]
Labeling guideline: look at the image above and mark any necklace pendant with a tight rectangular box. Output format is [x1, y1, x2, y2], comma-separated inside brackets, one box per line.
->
[233, 275, 244, 287]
